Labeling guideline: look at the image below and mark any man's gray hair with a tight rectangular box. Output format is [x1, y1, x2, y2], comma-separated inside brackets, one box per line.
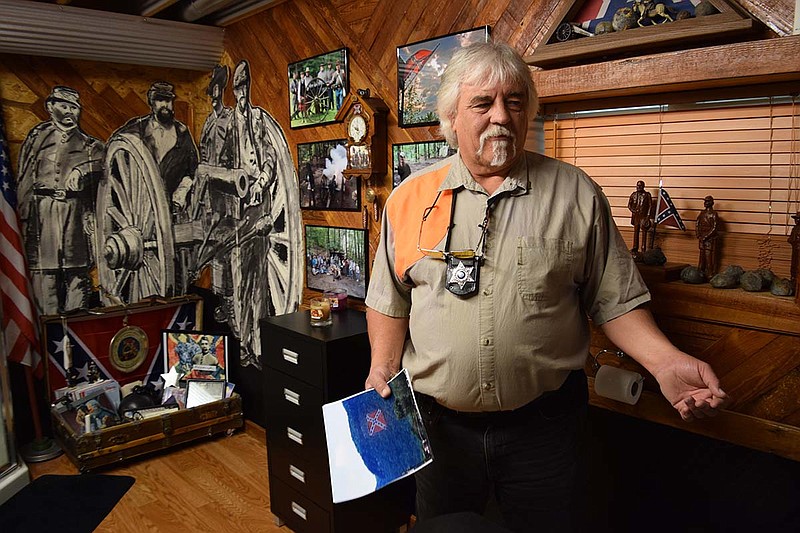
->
[437, 41, 537, 148]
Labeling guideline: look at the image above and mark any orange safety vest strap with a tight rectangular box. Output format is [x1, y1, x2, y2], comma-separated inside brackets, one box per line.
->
[386, 165, 453, 280]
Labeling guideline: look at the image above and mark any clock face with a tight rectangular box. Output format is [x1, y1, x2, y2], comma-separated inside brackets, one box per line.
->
[349, 115, 367, 143]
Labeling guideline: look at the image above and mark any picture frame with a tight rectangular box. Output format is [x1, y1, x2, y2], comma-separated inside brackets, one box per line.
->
[161, 330, 228, 386]
[185, 379, 227, 409]
[397, 25, 490, 128]
[305, 225, 368, 300]
[297, 139, 360, 211]
[391, 140, 454, 188]
[289, 47, 349, 129]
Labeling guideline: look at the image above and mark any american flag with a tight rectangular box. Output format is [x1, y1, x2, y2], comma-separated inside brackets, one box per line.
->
[0, 112, 41, 373]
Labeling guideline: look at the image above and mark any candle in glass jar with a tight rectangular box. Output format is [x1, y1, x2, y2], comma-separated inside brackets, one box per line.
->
[324, 289, 348, 312]
[310, 297, 332, 326]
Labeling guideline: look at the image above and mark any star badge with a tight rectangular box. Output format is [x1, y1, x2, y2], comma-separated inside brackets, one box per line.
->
[448, 260, 475, 290]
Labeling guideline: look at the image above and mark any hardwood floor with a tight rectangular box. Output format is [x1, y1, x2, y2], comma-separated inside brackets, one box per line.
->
[27, 422, 295, 533]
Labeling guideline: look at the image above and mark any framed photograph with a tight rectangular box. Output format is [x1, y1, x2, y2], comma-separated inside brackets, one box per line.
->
[397, 26, 490, 128]
[289, 47, 349, 129]
[297, 139, 360, 211]
[391, 141, 454, 188]
[161, 330, 228, 386]
[185, 379, 227, 409]
[305, 225, 368, 300]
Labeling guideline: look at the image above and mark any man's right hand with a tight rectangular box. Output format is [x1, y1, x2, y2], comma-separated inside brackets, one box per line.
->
[365, 364, 396, 399]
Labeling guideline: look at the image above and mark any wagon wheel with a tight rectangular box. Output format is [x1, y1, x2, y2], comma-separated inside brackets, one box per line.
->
[304, 78, 329, 124]
[265, 153, 303, 315]
[96, 133, 175, 304]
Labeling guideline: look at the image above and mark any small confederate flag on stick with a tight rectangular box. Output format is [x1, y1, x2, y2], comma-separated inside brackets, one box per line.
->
[655, 182, 686, 231]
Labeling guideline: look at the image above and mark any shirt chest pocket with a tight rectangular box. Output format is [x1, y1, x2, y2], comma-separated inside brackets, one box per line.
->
[516, 236, 574, 303]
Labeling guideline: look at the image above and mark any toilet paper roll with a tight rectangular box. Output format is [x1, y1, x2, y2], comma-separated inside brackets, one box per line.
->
[594, 365, 644, 405]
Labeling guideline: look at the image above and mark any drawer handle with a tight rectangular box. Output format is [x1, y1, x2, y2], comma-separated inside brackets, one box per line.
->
[291, 501, 307, 521]
[283, 388, 300, 405]
[282, 348, 299, 365]
[289, 464, 306, 483]
[287, 426, 303, 445]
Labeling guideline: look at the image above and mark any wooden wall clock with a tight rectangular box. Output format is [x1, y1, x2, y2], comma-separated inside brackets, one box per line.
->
[335, 89, 388, 226]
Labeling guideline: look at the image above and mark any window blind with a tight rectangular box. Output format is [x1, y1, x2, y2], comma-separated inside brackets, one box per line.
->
[528, 97, 800, 276]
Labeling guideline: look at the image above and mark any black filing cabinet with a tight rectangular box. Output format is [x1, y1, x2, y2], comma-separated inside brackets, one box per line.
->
[261, 309, 414, 532]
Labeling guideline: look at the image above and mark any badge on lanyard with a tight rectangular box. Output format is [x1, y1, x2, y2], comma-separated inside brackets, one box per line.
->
[445, 253, 480, 297]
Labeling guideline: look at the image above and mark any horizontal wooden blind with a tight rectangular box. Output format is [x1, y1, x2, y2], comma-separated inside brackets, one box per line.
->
[525, 97, 800, 276]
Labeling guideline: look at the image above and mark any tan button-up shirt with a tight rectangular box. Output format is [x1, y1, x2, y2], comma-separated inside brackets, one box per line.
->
[366, 151, 650, 412]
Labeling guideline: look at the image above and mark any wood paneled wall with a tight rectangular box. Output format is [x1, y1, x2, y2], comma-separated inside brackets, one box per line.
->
[222, 0, 561, 306]
[0, 56, 209, 163]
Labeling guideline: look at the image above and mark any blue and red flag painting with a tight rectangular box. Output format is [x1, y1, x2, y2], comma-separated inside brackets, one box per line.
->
[574, 0, 701, 32]
[323, 369, 433, 503]
[44, 298, 201, 400]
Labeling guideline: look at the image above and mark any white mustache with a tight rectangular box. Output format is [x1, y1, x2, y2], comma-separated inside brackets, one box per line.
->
[477, 126, 516, 167]
[479, 126, 515, 145]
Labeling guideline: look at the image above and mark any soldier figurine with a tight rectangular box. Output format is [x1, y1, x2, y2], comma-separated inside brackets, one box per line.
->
[789, 211, 800, 298]
[627, 180, 652, 258]
[696, 195, 720, 279]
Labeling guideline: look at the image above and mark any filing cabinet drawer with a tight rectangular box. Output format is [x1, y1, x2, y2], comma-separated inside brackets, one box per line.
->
[263, 332, 325, 388]
[264, 367, 324, 421]
[269, 442, 332, 508]
[270, 475, 330, 533]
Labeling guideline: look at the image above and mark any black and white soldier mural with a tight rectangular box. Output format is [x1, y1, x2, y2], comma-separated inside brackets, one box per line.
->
[18, 62, 303, 370]
[199, 65, 232, 167]
[195, 60, 303, 368]
[17, 86, 104, 316]
[110, 81, 199, 296]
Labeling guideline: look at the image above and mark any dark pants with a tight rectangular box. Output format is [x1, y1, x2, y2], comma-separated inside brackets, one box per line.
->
[414, 371, 588, 533]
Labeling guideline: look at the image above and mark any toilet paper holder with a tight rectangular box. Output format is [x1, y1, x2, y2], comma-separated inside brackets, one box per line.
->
[590, 348, 627, 370]
[590, 349, 646, 405]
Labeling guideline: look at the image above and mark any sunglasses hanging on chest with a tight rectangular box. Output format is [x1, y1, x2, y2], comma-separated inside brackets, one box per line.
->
[418, 190, 494, 298]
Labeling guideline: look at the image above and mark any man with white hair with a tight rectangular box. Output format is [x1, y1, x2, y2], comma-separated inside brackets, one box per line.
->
[365, 41, 728, 532]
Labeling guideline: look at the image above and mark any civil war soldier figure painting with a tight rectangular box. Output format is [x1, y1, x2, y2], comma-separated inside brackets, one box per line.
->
[17, 86, 104, 315]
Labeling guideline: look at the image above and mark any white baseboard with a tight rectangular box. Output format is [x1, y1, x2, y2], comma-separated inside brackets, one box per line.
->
[0, 459, 30, 506]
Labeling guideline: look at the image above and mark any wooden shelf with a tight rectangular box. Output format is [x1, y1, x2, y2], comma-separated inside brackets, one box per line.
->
[530, 35, 800, 103]
[528, 11, 754, 69]
[589, 275, 800, 463]
[647, 280, 800, 336]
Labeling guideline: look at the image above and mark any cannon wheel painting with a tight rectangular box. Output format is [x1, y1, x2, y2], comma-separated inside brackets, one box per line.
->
[96, 133, 176, 303]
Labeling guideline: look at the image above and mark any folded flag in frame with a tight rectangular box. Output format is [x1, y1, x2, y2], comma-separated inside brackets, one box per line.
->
[574, 0, 701, 32]
[43, 298, 201, 401]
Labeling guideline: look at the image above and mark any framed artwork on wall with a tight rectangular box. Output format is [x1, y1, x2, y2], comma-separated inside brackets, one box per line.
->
[289, 47, 349, 129]
[391, 140, 454, 188]
[305, 225, 368, 299]
[297, 139, 360, 211]
[396, 25, 490, 128]
[162, 330, 228, 386]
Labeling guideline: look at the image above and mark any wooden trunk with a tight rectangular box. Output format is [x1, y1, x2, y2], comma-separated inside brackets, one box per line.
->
[51, 394, 244, 472]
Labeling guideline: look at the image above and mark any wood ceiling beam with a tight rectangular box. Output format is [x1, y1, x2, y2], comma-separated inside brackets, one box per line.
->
[532, 35, 800, 103]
